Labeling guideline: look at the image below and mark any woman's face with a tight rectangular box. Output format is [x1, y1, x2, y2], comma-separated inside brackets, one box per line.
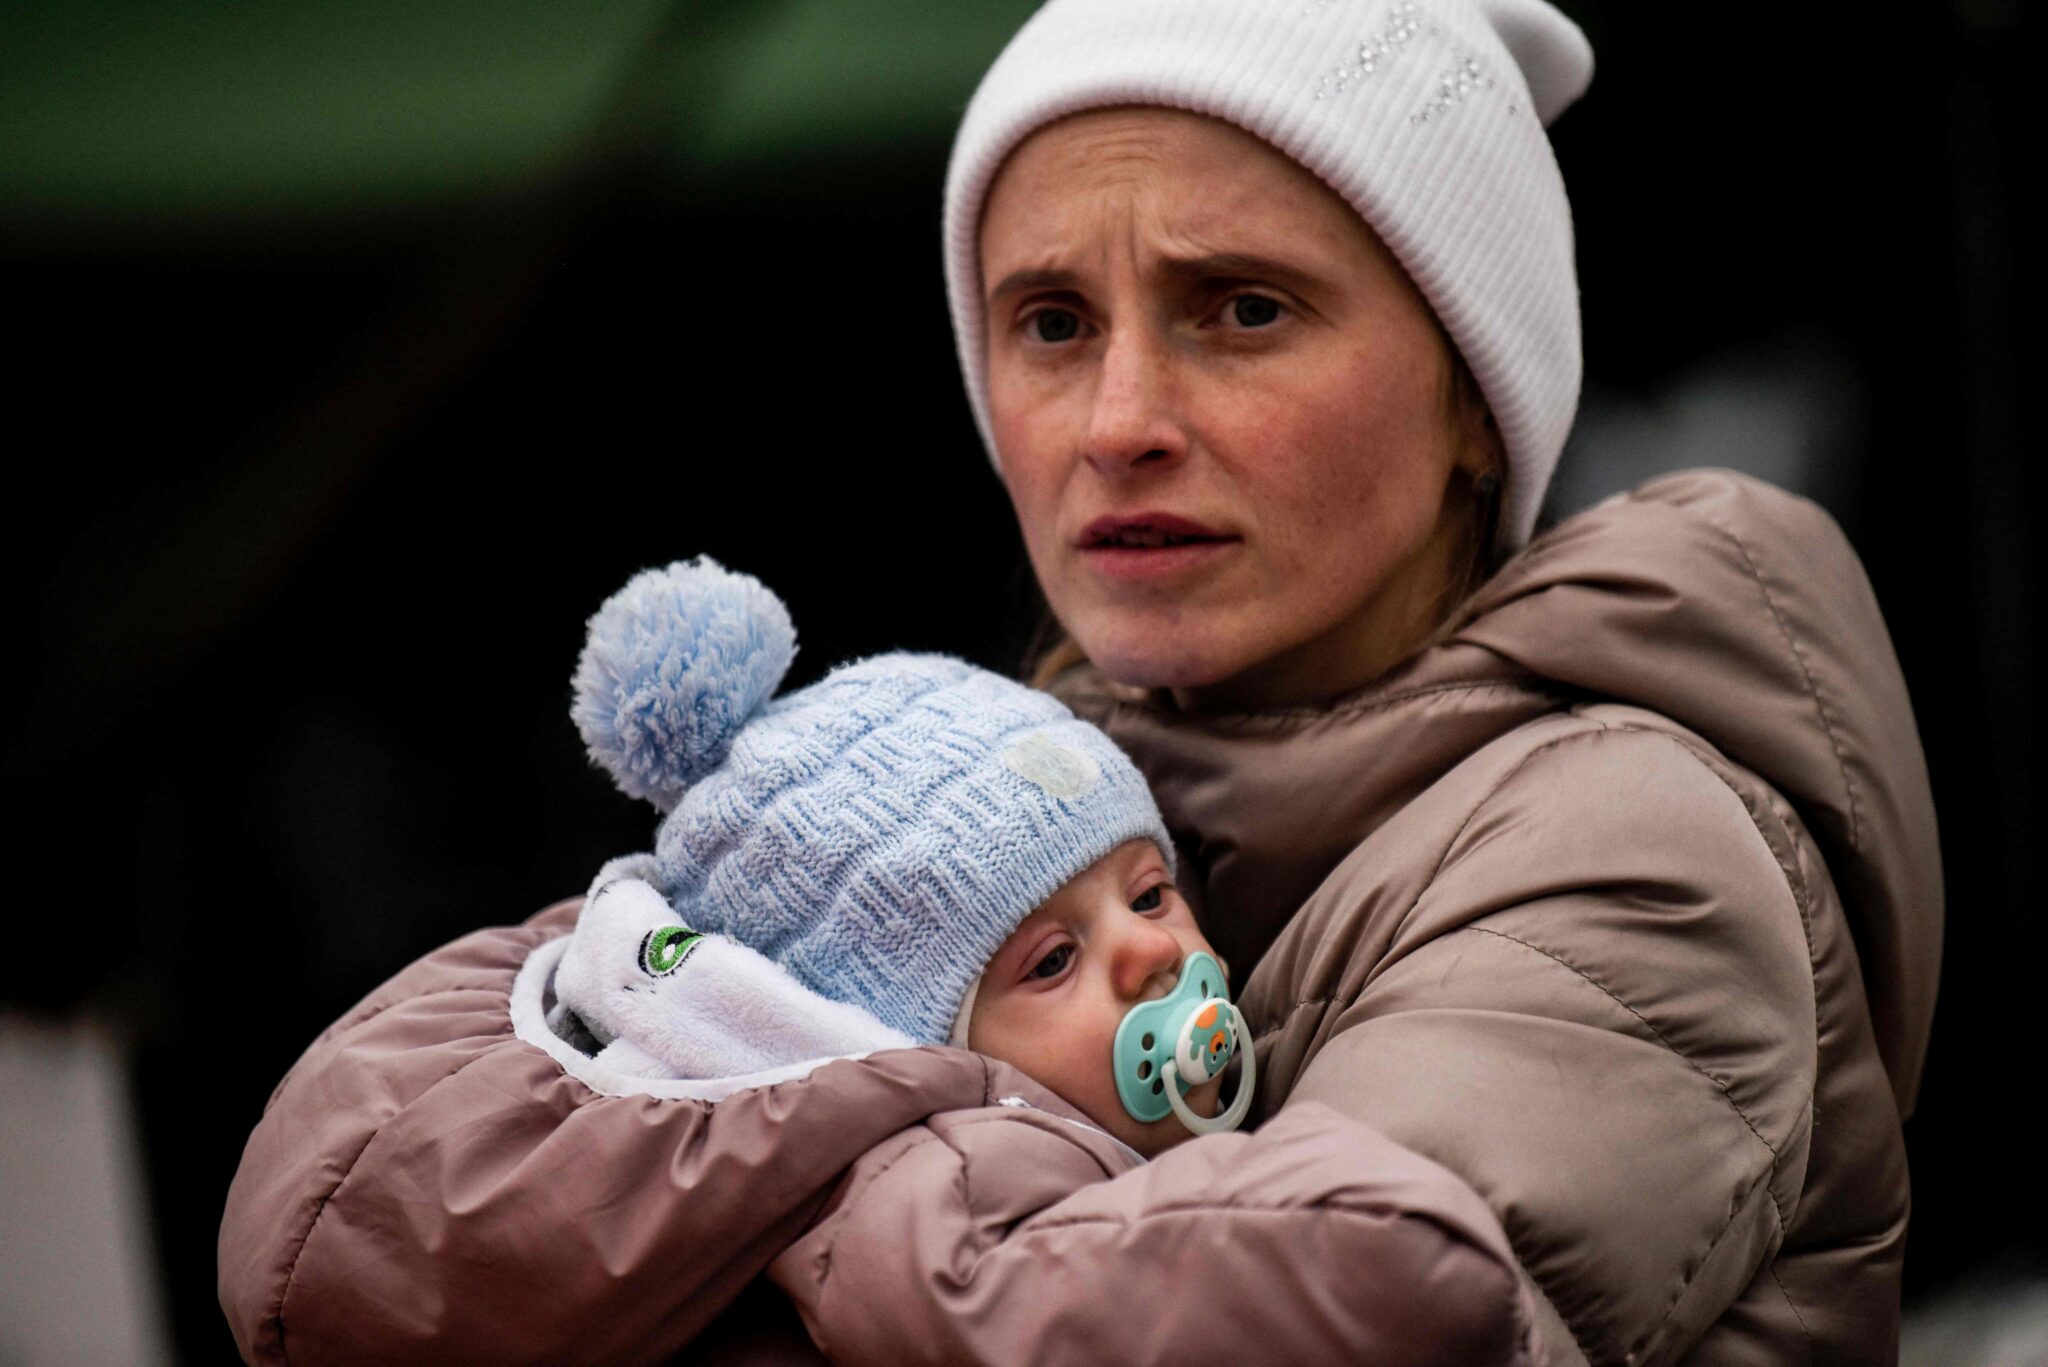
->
[980, 108, 1490, 707]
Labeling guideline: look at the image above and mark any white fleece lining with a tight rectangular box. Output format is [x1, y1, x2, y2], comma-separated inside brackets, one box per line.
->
[948, 974, 981, 1049]
[514, 938, 1149, 1162]
[509, 936, 872, 1101]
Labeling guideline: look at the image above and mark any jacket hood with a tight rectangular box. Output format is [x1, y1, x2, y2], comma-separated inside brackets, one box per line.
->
[1061, 470, 1940, 1117]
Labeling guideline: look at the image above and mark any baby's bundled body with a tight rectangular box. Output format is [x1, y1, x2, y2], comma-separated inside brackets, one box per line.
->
[552, 558, 1247, 1157]
[217, 555, 1544, 1366]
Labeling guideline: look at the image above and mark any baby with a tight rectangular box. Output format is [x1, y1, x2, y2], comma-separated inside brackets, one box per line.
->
[549, 559, 1252, 1156]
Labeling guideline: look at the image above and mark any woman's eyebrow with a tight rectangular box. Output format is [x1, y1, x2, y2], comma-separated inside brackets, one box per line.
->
[1159, 251, 1329, 294]
[987, 266, 1080, 303]
[986, 253, 1330, 305]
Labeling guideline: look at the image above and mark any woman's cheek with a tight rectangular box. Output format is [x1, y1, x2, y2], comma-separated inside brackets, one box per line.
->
[1263, 384, 1440, 558]
[991, 418, 1064, 548]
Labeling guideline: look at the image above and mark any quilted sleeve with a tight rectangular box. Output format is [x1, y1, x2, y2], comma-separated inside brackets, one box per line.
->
[1258, 721, 1821, 1366]
[772, 1098, 1541, 1366]
[218, 900, 1001, 1367]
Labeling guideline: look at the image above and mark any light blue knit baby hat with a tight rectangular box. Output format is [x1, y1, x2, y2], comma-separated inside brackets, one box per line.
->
[572, 558, 1174, 1046]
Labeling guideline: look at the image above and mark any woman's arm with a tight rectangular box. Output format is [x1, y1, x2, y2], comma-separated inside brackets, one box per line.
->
[771, 1097, 1541, 1367]
[1251, 717, 1825, 1367]
[217, 899, 1002, 1367]
[773, 719, 1832, 1367]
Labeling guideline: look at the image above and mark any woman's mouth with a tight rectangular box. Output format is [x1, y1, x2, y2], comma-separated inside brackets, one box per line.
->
[1077, 514, 1240, 580]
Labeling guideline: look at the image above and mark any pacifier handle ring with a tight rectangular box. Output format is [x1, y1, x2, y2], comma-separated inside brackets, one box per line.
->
[1163, 1003, 1256, 1137]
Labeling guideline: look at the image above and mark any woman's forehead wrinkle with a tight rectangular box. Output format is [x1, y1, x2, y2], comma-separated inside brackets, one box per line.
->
[1128, 150, 1356, 288]
[1061, 114, 1173, 175]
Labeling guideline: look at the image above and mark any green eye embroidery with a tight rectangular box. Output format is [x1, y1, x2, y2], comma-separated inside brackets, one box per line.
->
[640, 925, 705, 977]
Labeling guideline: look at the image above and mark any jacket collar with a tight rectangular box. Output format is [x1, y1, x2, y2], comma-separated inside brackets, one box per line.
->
[1057, 641, 1564, 984]
[1055, 470, 1942, 1114]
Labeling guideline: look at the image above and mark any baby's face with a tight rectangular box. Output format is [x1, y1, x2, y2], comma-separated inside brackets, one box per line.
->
[969, 838, 1225, 1156]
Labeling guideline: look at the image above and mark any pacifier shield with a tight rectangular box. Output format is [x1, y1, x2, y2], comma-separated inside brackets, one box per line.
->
[1112, 952, 1235, 1124]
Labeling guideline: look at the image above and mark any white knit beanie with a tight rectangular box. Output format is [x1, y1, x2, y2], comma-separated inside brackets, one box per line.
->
[943, 0, 1594, 553]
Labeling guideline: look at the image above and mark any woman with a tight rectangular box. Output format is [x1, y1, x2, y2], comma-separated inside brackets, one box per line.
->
[220, 1, 1940, 1363]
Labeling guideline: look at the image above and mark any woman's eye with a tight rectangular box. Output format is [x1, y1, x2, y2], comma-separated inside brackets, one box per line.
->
[1029, 308, 1082, 343]
[1030, 944, 1074, 979]
[1130, 886, 1165, 913]
[1227, 294, 1283, 328]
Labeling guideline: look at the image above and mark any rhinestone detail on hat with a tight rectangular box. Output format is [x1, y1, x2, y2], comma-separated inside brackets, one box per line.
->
[1313, 1, 1424, 100]
[1412, 51, 1498, 125]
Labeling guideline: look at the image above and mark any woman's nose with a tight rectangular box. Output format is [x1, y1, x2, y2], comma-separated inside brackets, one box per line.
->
[1083, 330, 1186, 479]
[1110, 914, 1188, 1002]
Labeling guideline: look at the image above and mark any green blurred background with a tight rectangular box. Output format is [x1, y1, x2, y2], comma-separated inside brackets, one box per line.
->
[3, 0, 1040, 223]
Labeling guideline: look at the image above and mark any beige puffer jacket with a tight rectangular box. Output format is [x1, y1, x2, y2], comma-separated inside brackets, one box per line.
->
[1051, 469, 1940, 1365]
[219, 469, 1938, 1366]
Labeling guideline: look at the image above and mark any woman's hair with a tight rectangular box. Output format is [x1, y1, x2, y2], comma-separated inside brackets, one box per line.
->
[1437, 343, 1509, 613]
[1024, 340, 1506, 693]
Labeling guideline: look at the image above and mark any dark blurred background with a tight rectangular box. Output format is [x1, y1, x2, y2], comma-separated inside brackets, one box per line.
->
[3, 1, 2038, 1361]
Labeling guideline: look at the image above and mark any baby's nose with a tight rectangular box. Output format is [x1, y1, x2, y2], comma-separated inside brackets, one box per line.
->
[1114, 918, 1186, 1000]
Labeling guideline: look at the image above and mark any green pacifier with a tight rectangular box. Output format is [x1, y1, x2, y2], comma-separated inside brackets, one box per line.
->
[1111, 951, 1255, 1136]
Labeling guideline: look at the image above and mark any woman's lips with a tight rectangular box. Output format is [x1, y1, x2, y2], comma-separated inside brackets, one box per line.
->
[1076, 513, 1241, 581]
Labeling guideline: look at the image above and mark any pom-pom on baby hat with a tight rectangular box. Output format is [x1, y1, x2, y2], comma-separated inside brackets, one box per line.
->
[573, 558, 1173, 1046]
[943, 0, 1594, 553]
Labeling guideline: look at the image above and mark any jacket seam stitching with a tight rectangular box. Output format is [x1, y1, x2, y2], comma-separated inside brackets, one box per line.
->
[1269, 718, 1805, 1343]
[1653, 729, 1827, 1163]
[1768, 1260, 1818, 1362]
[1024, 1200, 1505, 1232]
[1017, 1205, 1536, 1357]
[266, 996, 404, 1117]
[273, 1022, 517, 1364]
[1427, 723, 1801, 1201]
[1163, 700, 1822, 1362]
[1475, 919, 1812, 1367]
[1628, 1160, 1780, 1363]
[1098, 677, 1561, 732]
[1263, 910, 1798, 1359]
[812, 1109, 1127, 1301]
[1699, 501, 1865, 850]
[1464, 925, 1787, 1209]
[811, 1132, 949, 1301]
[1416, 724, 1616, 897]
[1248, 725, 1732, 1048]
[880, 1205, 1530, 1362]
[1249, 995, 1333, 1045]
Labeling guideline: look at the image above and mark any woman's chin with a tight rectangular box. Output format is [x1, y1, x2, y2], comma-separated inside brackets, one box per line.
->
[1072, 624, 1254, 693]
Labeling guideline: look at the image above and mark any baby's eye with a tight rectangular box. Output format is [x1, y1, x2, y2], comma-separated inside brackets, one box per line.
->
[1130, 886, 1165, 913]
[1030, 943, 1074, 980]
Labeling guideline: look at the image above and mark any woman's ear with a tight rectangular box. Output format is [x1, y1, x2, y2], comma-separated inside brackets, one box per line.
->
[1454, 400, 1506, 486]
[1442, 343, 1505, 489]
[1451, 364, 1507, 547]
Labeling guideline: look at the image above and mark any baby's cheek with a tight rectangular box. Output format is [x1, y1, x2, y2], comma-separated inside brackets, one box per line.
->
[982, 1004, 1150, 1143]
[1037, 1038, 1124, 1125]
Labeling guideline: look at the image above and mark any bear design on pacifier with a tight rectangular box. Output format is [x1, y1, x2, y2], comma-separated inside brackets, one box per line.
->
[1111, 951, 1255, 1137]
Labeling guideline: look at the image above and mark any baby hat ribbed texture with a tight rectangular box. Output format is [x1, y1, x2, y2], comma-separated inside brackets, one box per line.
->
[573, 558, 1174, 1046]
[943, 0, 1594, 552]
